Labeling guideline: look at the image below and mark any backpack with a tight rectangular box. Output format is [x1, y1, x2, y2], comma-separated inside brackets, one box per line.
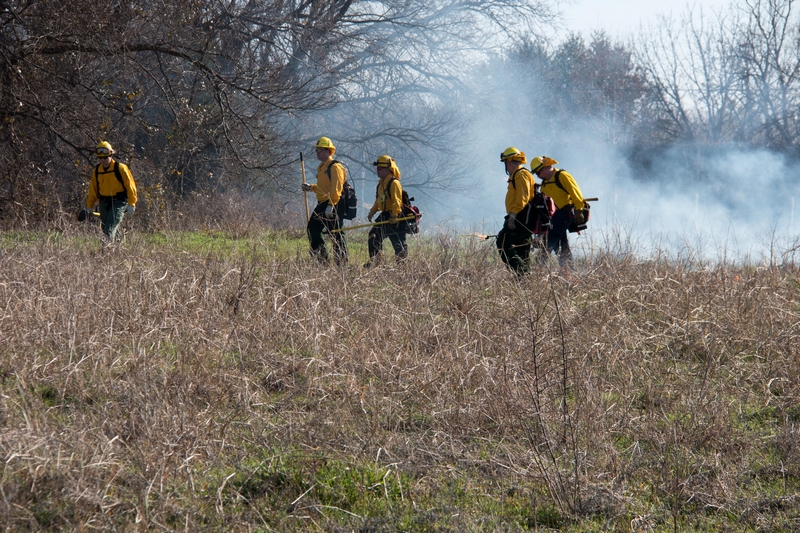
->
[531, 186, 556, 235]
[552, 170, 590, 233]
[401, 190, 422, 234]
[95, 161, 129, 201]
[384, 176, 421, 234]
[510, 169, 555, 234]
[327, 160, 357, 220]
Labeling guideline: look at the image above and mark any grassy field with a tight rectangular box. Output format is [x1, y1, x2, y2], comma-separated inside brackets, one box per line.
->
[1, 227, 799, 531]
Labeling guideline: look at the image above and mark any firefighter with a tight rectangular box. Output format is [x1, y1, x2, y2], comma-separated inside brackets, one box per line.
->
[83, 141, 137, 243]
[531, 156, 585, 270]
[365, 155, 407, 267]
[497, 147, 535, 275]
[301, 136, 349, 265]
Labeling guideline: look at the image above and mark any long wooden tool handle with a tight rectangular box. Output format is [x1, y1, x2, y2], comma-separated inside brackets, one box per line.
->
[300, 152, 310, 223]
[331, 216, 414, 233]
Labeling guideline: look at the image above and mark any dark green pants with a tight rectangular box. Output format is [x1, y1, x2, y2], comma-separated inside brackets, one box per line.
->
[98, 197, 127, 242]
[367, 213, 407, 261]
[496, 220, 532, 275]
[307, 202, 348, 264]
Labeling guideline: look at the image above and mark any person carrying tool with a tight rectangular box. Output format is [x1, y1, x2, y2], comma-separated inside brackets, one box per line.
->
[497, 147, 535, 275]
[301, 136, 349, 265]
[365, 155, 407, 267]
[82, 141, 137, 243]
[531, 156, 585, 270]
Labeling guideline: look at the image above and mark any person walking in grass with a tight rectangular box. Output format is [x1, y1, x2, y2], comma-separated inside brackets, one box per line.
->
[531, 155, 586, 271]
[301, 136, 349, 265]
[83, 141, 137, 244]
[365, 155, 407, 267]
[496, 147, 535, 275]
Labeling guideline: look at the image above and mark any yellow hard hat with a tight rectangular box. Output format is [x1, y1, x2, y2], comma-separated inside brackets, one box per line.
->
[373, 155, 394, 168]
[530, 156, 558, 174]
[315, 136, 336, 152]
[500, 146, 526, 164]
[373, 155, 400, 178]
[95, 141, 115, 158]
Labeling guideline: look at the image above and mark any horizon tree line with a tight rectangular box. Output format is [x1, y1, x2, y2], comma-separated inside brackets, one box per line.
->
[0, 0, 798, 228]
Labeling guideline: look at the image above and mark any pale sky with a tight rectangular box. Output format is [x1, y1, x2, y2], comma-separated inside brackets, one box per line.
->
[559, 0, 734, 37]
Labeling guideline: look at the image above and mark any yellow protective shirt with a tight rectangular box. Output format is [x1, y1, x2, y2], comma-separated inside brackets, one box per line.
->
[504, 167, 534, 215]
[541, 169, 584, 211]
[86, 159, 138, 208]
[369, 173, 402, 217]
[309, 158, 345, 205]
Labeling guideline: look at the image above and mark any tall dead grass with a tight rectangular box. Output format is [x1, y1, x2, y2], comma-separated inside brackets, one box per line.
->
[0, 188, 299, 239]
[1, 231, 799, 531]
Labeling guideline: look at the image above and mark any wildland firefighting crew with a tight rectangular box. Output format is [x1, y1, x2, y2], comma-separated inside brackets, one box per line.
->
[296, 139, 588, 273]
[531, 155, 586, 270]
[81, 141, 137, 243]
[365, 155, 408, 267]
[493, 148, 588, 275]
[79, 136, 590, 273]
[302, 137, 349, 265]
[498, 147, 536, 275]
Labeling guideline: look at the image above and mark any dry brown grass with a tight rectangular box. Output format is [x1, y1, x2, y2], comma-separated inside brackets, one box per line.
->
[1, 230, 799, 531]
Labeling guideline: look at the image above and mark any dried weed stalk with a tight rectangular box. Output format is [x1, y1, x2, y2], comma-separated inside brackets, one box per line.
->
[0, 234, 798, 530]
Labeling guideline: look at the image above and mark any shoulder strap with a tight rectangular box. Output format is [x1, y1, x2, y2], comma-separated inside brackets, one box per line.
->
[95, 162, 129, 198]
[94, 164, 101, 196]
[113, 161, 129, 198]
[326, 160, 349, 207]
[113, 162, 124, 186]
[387, 176, 397, 192]
[325, 159, 342, 180]
[553, 170, 567, 193]
[508, 167, 527, 188]
[378, 176, 399, 210]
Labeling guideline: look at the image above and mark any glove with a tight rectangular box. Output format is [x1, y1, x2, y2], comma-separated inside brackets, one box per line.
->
[125, 204, 135, 215]
[367, 212, 375, 222]
[389, 215, 398, 225]
[324, 205, 334, 218]
[574, 210, 585, 225]
[506, 212, 516, 230]
[301, 183, 313, 192]
[77, 208, 88, 222]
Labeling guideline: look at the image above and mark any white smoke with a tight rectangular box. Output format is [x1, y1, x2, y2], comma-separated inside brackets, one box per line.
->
[427, 68, 800, 265]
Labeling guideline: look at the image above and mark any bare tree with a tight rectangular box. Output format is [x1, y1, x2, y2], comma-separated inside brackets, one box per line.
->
[0, 0, 345, 221]
[0, 0, 555, 225]
[285, 0, 555, 201]
[738, 0, 800, 153]
[480, 33, 649, 152]
[634, 8, 743, 147]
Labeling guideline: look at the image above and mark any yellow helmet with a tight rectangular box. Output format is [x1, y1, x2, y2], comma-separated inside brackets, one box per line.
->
[530, 156, 558, 174]
[95, 141, 115, 158]
[500, 146, 526, 164]
[373, 155, 394, 168]
[315, 136, 336, 153]
[373, 155, 400, 179]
